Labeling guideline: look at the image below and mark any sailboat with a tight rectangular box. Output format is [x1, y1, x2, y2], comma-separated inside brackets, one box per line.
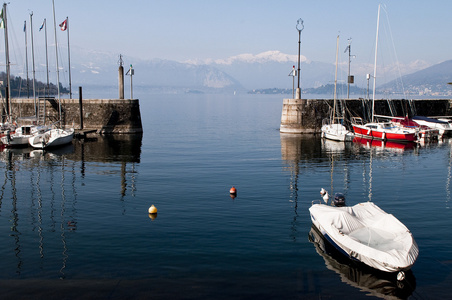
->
[1, 124, 48, 147]
[351, 5, 418, 143]
[29, 0, 74, 149]
[29, 126, 74, 149]
[0, 3, 17, 138]
[2, 12, 51, 147]
[321, 35, 353, 142]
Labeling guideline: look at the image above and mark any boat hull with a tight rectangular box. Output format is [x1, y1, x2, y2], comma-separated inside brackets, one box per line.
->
[1, 135, 30, 146]
[321, 124, 353, 142]
[29, 128, 74, 149]
[352, 124, 417, 142]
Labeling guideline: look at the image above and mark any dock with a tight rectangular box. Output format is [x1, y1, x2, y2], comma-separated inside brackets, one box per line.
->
[280, 98, 452, 134]
[8, 96, 143, 135]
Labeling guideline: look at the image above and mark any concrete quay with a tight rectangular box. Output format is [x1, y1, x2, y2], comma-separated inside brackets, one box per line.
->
[8, 97, 143, 135]
[280, 98, 452, 134]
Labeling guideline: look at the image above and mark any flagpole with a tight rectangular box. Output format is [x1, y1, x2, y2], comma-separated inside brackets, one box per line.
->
[66, 17, 72, 99]
[52, 0, 61, 122]
[24, 20, 29, 98]
[30, 12, 37, 117]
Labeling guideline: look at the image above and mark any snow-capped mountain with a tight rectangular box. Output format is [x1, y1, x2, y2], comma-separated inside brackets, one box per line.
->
[4, 47, 436, 94]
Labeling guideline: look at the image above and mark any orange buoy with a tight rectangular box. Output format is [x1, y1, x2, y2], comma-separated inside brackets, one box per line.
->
[148, 205, 158, 214]
[229, 186, 237, 195]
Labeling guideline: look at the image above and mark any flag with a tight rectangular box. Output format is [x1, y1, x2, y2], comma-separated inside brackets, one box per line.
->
[23, 21, 26, 32]
[39, 19, 45, 31]
[0, 8, 4, 29]
[59, 19, 67, 31]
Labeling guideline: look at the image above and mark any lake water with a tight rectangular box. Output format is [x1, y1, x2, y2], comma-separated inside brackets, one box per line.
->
[0, 93, 451, 299]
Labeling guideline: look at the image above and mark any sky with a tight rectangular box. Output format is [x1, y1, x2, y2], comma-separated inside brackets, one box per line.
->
[2, 0, 452, 72]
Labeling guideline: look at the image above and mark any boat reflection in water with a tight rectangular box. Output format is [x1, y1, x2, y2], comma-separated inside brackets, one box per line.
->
[353, 136, 418, 152]
[309, 225, 416, 300]
[0, 134, 142, 278]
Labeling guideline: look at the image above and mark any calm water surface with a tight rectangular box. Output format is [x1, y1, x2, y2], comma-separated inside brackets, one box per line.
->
[0, 93, 451, 299]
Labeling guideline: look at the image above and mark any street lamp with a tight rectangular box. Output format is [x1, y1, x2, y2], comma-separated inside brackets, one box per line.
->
[296, 18, 304, 99]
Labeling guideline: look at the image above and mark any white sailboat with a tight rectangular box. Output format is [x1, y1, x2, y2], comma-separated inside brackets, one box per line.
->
[1, 124, 48, 147]
[29, 126, 74, 149]
[321, 35, 352, 142]
[0, 3, 17, 137]
[2, 12, 49, 147]
[29, 1, 74, 149]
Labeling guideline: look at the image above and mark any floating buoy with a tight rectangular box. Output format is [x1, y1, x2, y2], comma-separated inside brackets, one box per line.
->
[229, 186, 237, 195]
[148, 205, 157, 214]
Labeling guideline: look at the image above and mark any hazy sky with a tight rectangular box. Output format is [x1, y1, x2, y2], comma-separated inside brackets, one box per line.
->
[3, 0, 452, 69]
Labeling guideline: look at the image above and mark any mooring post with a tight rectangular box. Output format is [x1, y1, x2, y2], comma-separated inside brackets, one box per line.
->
[79, 86, 83, 130]
[118, 54, 124, 99]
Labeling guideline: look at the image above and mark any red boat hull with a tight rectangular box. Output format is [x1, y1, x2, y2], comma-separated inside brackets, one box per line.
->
[352, 124, 417, 142]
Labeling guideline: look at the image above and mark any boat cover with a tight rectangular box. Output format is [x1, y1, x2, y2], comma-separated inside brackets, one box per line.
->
[309, 202, 418, 272]
[413, 116, 448, 124]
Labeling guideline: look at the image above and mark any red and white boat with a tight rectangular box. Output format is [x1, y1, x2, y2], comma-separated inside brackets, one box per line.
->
[391, 117, 439, 142]
[351, 6, 418, 144]
[352, 118, 418, 142]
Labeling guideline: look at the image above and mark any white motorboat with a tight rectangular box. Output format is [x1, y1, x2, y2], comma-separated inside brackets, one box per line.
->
[1, 125, 48, 147]
[308, 226, 417, 298]
[412, 116, 452, 138]
[309, 189, 418, 278]
[29, 127, 74, 149]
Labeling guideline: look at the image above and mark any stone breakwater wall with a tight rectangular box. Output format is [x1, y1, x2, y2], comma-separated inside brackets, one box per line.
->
[9, 98, 143, 134]
[280, 98, 452, 134]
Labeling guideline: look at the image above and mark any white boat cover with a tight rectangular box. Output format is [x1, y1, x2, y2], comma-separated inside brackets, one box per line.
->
[309, 202, 418, 272]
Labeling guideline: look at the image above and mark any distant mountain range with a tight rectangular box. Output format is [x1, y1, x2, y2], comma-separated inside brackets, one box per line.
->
[380, 60, 452, 95]
[6, 48, 450, 96]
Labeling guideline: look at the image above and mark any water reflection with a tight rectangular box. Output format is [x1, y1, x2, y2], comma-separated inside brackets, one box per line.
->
[353, 136, 418, 153]
[309, 225, 416, 299]
[0, 134, 142, 278]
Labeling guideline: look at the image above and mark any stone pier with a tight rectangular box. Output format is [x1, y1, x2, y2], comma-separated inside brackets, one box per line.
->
[9, 97, 143, 134]
[280, 98, 452, 134]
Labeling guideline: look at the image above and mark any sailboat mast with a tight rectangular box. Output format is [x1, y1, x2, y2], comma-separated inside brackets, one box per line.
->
[333, 35, 339, 124]
[30, 12, 37, 117]
[52, 0, 61, 121]
[3, 3, 11, 120]
[43, 18, 50, 97]
[24, 20, 29, 98]
[66, 17, 72, 99]
[372, 4, 381, 123]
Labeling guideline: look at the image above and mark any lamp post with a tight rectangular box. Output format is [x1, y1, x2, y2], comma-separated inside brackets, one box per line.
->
[296, 18, 304, 99]
[344, 37, 355, 99]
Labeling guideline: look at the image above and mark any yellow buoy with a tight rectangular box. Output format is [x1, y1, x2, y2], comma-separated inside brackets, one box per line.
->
[148, 205, 157, 214]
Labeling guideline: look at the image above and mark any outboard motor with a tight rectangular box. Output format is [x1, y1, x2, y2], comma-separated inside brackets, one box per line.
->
[333, 193, 346, 207]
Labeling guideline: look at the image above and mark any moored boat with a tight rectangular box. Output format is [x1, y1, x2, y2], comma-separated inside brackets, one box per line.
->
[1, 125, 48, 147]
[309, 188, 418, 278]
[412, 116, 452, 138]
[391, 117, 439, 142]
[352, 118, 418, 142]
[308, 225, 417, 298]
[29, 127, 74, 149]
[321, 35, 353, 142]
[322, 122, 354, 142]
